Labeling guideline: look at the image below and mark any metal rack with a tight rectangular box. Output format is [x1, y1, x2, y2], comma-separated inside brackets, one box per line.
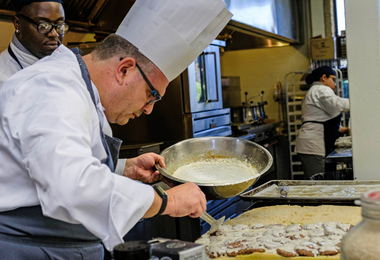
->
[285, 71, 307, 179]
[285, 68, 346, 179]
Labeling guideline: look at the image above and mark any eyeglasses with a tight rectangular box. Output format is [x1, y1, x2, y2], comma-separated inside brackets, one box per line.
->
[119, 58, 161, 105]
[136, 63, 162, 105]
[17, 14, 70, 35]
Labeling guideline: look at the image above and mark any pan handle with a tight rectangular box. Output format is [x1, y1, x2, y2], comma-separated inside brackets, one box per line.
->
[155, 163, 175, 188]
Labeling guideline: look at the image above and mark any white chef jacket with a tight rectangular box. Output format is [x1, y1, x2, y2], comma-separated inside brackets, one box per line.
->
[295, 82, 349, 156]
[0, 35, 127, 175]
[0, 34, 39, 86]
[0, 45, 154, 251]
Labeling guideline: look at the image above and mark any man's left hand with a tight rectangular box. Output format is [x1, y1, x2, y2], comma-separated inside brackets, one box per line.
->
[123, 153, 165, 183]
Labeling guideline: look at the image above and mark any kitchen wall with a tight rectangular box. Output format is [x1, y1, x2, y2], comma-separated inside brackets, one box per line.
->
[0, 18, 95, 52]
[220, 43, 310, 123]
[220, 0, 326, 124]
[310, 0, 325, 37]
[0, 18, 15, 52]
[345, 0, 380, 180]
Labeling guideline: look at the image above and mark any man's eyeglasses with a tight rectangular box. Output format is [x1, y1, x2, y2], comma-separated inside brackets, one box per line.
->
[120, 58, 161, 105]
[17, 14, 70, 35]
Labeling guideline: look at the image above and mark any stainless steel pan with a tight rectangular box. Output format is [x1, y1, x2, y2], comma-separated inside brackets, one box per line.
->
[157, 137, 273, 200]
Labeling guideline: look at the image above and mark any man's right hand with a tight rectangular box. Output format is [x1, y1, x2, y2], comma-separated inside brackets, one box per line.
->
[164, 182, 206, 218]
[143, 182, 206, 219]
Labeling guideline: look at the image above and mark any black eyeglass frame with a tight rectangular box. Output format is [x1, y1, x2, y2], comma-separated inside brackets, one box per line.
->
[120, 58, 161, 105]
[16, 14, 70, 35]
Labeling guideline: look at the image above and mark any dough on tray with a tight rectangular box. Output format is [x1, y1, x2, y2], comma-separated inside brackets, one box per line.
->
[195, 205, 361, 259]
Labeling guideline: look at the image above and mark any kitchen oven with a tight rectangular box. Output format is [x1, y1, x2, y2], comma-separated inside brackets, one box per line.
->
[185, 44, 224, 113]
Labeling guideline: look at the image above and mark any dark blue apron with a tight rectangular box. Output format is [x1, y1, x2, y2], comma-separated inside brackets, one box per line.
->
[72, 47, 122, 173]
[0, 48, 122, 260]
[302, 113, 342, 157]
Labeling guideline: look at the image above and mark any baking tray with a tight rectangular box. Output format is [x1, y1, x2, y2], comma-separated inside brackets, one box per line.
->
[240, 180, 380, 204]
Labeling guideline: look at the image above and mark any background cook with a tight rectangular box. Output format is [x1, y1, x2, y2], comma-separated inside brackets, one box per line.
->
[295, 66, 350, 179]
[0, 0, 68, 86]
[0, 0, 232, 259]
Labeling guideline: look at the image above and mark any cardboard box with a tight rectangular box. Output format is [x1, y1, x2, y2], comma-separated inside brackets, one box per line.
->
[152, 240, 206, 260]
[310, 37, 336, 60]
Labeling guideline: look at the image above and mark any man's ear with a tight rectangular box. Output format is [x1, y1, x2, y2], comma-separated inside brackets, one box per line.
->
[116, 57, 136, 85]
[12, 16, 20, 32]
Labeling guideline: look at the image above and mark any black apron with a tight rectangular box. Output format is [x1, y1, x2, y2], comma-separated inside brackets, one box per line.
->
[0, 47, 122, 260]
[302, 113, 342, 157]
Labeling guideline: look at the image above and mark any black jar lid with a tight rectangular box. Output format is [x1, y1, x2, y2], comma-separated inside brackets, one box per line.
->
[113, 240, 151, 260]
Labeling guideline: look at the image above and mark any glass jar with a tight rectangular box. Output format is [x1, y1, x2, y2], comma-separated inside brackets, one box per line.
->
[340, 190, 380, 260]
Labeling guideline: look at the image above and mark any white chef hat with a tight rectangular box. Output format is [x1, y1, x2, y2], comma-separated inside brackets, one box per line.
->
[116, 0, 232, 82]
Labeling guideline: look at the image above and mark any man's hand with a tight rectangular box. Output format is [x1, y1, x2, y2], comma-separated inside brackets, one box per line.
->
[143, 182, 206, 219]
[164, 182, 206, 218]
[123, 153, 165, 183]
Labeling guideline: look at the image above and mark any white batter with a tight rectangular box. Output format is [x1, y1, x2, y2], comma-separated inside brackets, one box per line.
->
[172, 158, 258, 184]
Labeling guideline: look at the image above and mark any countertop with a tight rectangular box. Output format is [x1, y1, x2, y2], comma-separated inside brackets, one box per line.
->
[231, 122, 281, 140]
[326, 147, 352, 163]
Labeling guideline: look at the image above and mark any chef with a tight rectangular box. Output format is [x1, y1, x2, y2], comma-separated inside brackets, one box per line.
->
[295, 66, 350, 179]
[0, 0, 68, 85]
[0, 0, 232, 259]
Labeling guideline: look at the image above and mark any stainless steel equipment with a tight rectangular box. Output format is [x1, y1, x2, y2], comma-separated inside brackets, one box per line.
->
[200, 212, 225, 234]
[185, 44, 224, 113]
[231, 105, 258, 123]
[230, 91, 268, 125]
[240, 180, 380, 204]
[157, 137, 273, 200]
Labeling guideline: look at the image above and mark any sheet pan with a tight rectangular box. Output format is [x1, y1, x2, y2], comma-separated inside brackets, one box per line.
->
[240, 180, 380, 204]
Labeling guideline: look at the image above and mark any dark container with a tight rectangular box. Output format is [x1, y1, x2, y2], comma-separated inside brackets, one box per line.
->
[310, 168, 354, 180]
[113, 241, 151, 260]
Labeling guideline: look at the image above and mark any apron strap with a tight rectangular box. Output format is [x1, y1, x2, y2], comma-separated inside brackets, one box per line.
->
[8, 44, 23, 69]
[302, 120, 323, 125]
[70, 47, 121, 172]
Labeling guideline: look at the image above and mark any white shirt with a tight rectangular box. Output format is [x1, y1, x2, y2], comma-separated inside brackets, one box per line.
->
[0, 34, 39, 86]
[295, 82, 349, 156]
[0, 45, 154, 251]
[0, 35, 127, 175]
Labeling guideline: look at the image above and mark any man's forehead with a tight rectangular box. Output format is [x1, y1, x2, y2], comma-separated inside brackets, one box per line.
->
[23, 1, 65, 20]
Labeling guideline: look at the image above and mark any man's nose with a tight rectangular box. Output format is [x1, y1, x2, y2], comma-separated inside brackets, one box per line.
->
[143, 103, 154, 115]
[47, 27, 59, 37]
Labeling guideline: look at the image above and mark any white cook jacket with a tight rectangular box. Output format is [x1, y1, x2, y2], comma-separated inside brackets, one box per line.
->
[0, 37, 126, 175]
[0, 45, 154, 250]
[295, 82, 349, 156]
[0, 35, 39, 86]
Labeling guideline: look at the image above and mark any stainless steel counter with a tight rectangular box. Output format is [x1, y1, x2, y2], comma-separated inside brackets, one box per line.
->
[326, 148, 352, 163]
[231, 122, 281, 142]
